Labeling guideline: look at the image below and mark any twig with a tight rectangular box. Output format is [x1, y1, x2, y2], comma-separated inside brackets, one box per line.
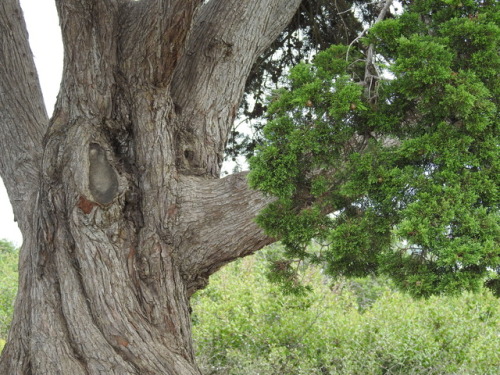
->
[346, 0, 394, 62]
[335, 0, 352, 43]
[361, 0, 394, 104]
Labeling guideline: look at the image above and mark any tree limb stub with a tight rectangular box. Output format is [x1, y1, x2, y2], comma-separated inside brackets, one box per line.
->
[178, 172, 276, 295]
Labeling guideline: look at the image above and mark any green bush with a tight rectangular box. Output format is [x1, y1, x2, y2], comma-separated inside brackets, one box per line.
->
[0, 239, 19, 343]
[192, 249, 500, 375]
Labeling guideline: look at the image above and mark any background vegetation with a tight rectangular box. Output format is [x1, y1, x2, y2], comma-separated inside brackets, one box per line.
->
[192, 245, 500, 375]
[0, 239, 18, 352]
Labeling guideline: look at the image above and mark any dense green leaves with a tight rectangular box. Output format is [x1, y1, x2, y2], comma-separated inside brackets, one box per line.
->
[249, 0, 499, 297]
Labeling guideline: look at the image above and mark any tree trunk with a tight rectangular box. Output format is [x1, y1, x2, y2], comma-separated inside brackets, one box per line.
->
[0, 0, 301, 373]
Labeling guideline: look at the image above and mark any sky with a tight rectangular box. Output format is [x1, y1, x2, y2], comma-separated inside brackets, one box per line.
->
[0, 0, 62, 246]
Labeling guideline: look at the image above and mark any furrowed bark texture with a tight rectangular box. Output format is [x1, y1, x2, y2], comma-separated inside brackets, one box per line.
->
[0, 0, 300, 374]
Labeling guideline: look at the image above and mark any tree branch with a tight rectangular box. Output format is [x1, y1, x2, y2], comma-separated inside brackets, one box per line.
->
[0, 0, 47, 232]
[362, 0, 393, 103]
[171, 0, 302, 177]
[178, 172, 276, 295]
[53, 0, 122, 115]
[119, 0, 202, 87]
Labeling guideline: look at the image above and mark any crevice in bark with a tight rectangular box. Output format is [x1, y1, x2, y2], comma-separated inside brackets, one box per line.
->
[58, 270, 91, 375]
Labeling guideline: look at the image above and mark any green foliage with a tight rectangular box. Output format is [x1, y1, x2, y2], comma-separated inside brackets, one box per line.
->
[192, 251, 500, 375]
[0, 239, 18, 342]
[249, 0, 499, 297]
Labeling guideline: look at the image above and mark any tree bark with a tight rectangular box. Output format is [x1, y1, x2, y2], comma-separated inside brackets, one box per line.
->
[0, 0, 300, 373]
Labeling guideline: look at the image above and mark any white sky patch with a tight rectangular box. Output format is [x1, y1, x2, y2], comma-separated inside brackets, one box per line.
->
[20, 0, 63, 115]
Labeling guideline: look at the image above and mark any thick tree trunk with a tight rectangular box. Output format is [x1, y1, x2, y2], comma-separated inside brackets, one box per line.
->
[0, 0, 300, 373]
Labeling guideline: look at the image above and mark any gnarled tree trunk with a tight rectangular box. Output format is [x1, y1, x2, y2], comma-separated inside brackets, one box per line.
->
[0, 0, 301, 373]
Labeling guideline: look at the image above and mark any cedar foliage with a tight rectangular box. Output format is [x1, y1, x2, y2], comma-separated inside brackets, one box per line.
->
[227, 0, 379, 160]
[249, 0, 499, 297]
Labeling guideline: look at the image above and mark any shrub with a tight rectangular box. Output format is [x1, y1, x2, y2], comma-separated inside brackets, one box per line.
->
[192, 248, 500, 375]
[0, 239, 19, 343]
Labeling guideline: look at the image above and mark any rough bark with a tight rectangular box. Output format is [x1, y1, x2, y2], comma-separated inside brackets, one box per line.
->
[0, 0, 300, 373]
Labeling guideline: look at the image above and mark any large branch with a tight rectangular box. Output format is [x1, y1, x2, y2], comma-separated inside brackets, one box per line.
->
[169, 0, 302, 291]
[177, 172, 275, 295]
[0, 5, 46, 367]
[119, 0, 202, 87]
[0, 0, 47, 233]
[54, 0, 122, 116]
[171, 0, 302, 177]
[53, 0, 201, 112]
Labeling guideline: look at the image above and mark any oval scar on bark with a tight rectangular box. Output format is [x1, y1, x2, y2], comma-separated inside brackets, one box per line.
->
[88, 143, 119, 205]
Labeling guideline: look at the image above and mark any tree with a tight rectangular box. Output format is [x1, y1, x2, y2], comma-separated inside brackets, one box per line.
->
[0, 0, 498, 374]
[0, 0, 303, 373]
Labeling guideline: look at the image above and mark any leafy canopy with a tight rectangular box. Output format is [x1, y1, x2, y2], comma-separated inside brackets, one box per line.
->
[249, 0, 499, 298]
